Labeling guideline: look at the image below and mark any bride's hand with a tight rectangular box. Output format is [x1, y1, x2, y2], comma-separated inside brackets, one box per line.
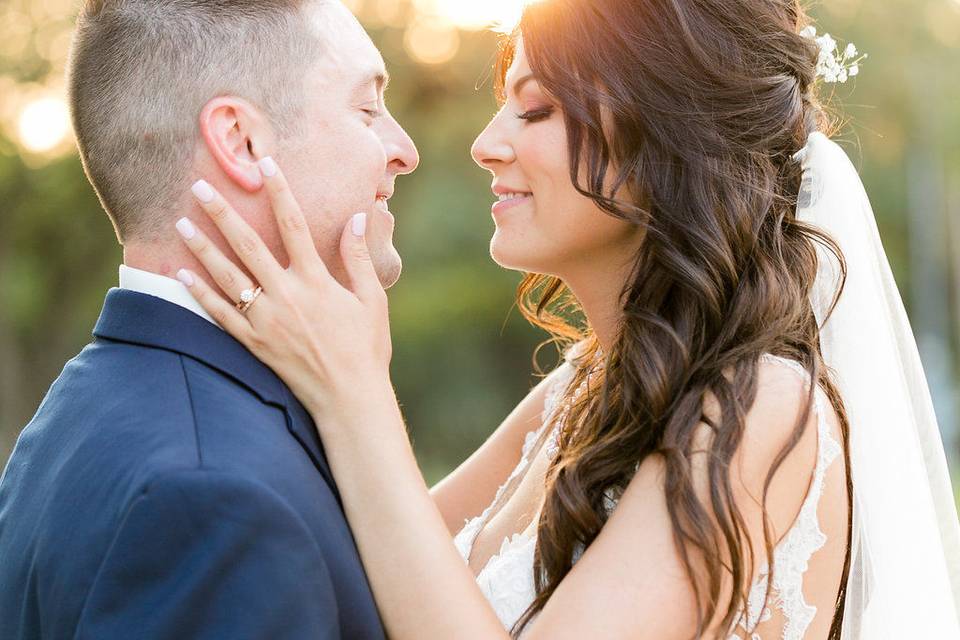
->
[175, 158, 394, 425]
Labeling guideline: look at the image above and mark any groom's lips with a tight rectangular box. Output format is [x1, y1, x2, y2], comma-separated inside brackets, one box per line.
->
[375, 191, 394, 224]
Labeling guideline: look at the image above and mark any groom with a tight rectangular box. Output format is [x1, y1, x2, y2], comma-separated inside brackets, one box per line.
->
[0, 1, 417, 638]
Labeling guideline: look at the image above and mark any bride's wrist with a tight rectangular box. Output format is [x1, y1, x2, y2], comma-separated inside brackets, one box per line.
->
[305, 377, 400, 436]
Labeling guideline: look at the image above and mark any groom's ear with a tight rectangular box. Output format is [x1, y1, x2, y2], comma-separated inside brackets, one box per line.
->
[199, 97, 271, 193]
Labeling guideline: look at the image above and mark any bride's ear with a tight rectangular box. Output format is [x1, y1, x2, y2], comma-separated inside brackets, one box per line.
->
[199, 97, 271, 193]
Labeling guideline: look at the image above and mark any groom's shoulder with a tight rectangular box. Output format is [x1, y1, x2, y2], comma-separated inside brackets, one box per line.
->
[60, 335, 282, 425]
[72, 333, 286, 424]
[25, 336, 297, 483]
[1, 336, 315, 546]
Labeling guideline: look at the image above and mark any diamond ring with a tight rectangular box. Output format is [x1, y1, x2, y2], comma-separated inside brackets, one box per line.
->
[236, 286, 263, 314]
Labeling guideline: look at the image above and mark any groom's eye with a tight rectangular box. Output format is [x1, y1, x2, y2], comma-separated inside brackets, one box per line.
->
[360, 102, 384, 119]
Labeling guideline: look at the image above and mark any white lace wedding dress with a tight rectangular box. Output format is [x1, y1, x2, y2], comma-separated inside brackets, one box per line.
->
[453, 351, 843, 638]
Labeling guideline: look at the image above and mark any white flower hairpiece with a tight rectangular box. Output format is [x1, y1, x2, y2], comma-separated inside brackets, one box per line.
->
[800, 26, 867, 84]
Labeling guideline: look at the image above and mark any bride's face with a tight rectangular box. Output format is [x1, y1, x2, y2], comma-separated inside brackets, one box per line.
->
[470, 41, 643, 278]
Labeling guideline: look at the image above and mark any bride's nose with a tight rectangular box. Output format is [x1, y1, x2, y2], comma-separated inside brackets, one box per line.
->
[471, 115, 515, 171]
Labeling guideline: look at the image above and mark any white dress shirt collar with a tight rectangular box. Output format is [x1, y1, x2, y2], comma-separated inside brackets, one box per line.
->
[119, 264, 221, 329]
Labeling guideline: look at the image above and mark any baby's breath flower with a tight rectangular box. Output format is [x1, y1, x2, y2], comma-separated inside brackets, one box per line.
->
[800, 25, 867, 84]
[818, 33, 837, 53]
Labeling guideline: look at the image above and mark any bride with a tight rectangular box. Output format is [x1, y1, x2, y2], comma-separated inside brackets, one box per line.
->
[173, 0, 960, 637]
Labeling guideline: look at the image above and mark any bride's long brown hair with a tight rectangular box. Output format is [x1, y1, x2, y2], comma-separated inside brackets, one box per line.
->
[500, 0, 854, 637]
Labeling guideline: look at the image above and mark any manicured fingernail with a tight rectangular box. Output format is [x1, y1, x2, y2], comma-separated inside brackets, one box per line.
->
[258, 157, 278, 177]
[176, 269, 195, 287]
[175, 217, 196, 240]
[191, 179, 215, 203]
[351, 212, 367, 237]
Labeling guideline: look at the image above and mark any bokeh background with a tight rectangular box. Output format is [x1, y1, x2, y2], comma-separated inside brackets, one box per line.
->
[1, 0, 959, 503]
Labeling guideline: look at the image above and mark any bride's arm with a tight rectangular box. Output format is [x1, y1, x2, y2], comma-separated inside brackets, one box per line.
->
[174, 163, 837, 639]
[174, 168, 509, 639]
[430, 369, 560, 534]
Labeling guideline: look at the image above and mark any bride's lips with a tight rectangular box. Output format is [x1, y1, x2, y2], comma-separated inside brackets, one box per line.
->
[493, 186, 533, 218]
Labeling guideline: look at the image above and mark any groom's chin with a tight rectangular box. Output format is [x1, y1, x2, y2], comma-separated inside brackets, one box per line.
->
[374, 249, 403, 290]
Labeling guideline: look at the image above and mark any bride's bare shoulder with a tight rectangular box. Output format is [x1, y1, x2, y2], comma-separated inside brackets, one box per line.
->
[696, 355, 841, 497]
[615, 355, 843, 552]
[430, 351, 577, 532]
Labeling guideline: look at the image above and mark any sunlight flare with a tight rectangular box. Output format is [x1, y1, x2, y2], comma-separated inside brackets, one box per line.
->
[17, 97, 71, 154]
[412, 0, 542, 32]
[404, 17, 461, 64]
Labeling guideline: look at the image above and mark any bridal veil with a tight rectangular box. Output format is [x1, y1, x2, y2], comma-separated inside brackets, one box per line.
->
[794, 132, 960, 637]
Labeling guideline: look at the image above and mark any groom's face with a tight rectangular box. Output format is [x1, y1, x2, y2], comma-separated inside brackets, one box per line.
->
[277, 2, 419, 289]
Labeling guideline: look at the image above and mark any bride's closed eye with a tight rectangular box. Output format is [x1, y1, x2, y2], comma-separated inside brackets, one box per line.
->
[515, 106, 554, 123]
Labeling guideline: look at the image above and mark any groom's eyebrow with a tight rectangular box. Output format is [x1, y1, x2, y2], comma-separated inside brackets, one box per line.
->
[354, 70, 390, 96]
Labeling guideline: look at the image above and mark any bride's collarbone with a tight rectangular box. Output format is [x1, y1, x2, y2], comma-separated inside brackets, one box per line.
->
[467, 443, 553, 575]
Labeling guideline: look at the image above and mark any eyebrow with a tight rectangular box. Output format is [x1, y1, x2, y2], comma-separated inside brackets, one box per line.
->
[355, 70, 390, 95]
[509, 73, 538, 98]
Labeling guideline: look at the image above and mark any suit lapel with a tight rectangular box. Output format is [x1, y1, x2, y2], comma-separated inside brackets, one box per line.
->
[93, 288, 339, 498]
[281, 388, 343, 506]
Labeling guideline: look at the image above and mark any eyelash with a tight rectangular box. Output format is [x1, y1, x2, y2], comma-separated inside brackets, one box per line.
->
[516, 107, 553, 123]
[363, 108, 382, 118]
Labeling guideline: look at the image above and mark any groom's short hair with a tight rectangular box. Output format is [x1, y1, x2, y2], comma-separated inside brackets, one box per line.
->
[69, 0, 327, 242]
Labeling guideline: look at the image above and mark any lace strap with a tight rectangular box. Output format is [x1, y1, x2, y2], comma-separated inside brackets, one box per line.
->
[757, 354, 843, 495]
[732, 355, 844, 639]
[457, 353, 581, 561]
[758, 354, 841, 451]
[539, 340, 591, 422]
[540, 361, 576, 428]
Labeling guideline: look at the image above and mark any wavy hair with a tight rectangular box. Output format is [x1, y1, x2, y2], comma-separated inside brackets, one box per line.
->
[496, 0, 854, 637]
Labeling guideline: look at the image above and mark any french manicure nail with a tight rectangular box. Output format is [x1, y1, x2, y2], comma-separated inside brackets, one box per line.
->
[191, 180, 215, 203]
[176, 269, 195, 287]
[175, 217, 196, 240]
[351, 212, 367, 237]
[258, 157, 278, 177]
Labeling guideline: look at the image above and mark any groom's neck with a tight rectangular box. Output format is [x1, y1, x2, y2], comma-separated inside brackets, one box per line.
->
[123, 241, 201, 282]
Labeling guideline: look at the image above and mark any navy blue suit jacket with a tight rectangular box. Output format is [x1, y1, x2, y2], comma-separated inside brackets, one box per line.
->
[0, 289, 386, 640]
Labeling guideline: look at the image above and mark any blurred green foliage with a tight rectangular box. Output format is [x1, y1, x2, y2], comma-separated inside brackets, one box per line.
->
[1, 0, 959, 492]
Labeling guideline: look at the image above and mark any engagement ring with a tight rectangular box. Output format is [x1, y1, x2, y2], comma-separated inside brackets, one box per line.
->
[236, 287, 263, 314]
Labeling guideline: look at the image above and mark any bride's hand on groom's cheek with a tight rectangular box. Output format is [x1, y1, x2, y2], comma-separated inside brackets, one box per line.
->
[174, 157, 394, 423]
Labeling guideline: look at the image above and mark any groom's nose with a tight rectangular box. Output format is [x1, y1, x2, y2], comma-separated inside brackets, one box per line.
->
[382, 114, 419, 176]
